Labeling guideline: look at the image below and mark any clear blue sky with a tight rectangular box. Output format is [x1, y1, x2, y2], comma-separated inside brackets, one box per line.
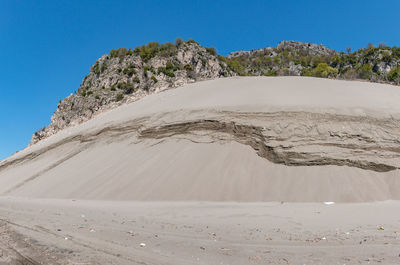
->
[1, 0, 400, 160]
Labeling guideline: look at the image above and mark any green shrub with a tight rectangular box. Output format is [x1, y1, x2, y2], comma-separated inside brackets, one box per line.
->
[264, 70, 277, 76]
[110, 47, 128, 59]
[273, 56, 280, 64]
[387, 66, 400, 81]
[81, 90, 87, 97]
[100, 63, 107, 73]
[123, 65, 136, 77]
[205, 47, 217, 56]
[227, 59, 246, 76]
[392, 47, 400, 58]
[133, 77, 140, 83]
[301, 68, 313, 76]
[110, 85, 116, 91]
[159, 42, 177, 57]
[143, 65, 155, 73]
[311, 56, 324, 67]
[278, 68, 290, 76]
[312, 63, 338, 78]
[138, 42, 160, 62]
[184, 64, 193, 71]
[95, 94, 100, 100]
[358, 63, 373, 79]
[175, 37, 183, 47]
[116, 93, 124, 101]
[151, 76, 158, 83]
[218, 55, 227, 62]
[381, 50, 392, 62]
[86, 91, 93, 96]
[115, 82, 135, 94]
[185, 39, 198, 45]
[166, 61, 179, 71]
[92, 62, 100, 75]
[157, 67, 175, 77]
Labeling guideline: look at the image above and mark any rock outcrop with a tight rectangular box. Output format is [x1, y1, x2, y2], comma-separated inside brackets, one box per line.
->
[31, 40, 233, 145]
[30, 40, 400, 145]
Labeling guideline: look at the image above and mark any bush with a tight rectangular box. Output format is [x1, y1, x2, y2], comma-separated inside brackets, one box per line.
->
[100, 63, 107, 73]
[227, 58, 246, 76]
[205, 47, 217, 56]
[387, 66, 400, 81]
[175, 37, 183, 47]
[341, 68, 358, 79]
[117, 82, 135, 94]
[184, 64, 193, 71]
[157, 67, 175, 77]
[116, 93, 124, 101]
[312, 63, 338, 78]
[133, 77, 140, 83]
[301, 68, 313, 76]
[151, 76, 158, 83]
[166, 61, 179, 71]
[358, 63, 373, 79]
[159, 42, 177, 57]
[278, 68, 290, 76]
[264, 70, 277, 76]
[185, 39, 198, 45]
[123, 65, 136, 77]
[81, 90, 87, 97]
[110, 47, 128, 59]
[138, 42, 160, 62]
[143, 65, 156, 74]
[311, 56, 324, 67]
[92, 62, 100, 75]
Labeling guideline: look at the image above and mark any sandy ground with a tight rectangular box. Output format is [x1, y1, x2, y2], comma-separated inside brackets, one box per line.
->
[0, 197, 399, 265]
[1, 77, 400, 264]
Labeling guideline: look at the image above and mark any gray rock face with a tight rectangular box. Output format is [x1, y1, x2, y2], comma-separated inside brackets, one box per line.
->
[227, 47, 276, 59]
[227, 41, 335, 59]
[31, 42, 234, 145]
[277, 41, 336, 56]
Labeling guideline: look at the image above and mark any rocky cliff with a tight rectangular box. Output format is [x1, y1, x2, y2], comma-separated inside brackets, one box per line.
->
[31, 40, 233, 144]
[31, 40, 400, 145]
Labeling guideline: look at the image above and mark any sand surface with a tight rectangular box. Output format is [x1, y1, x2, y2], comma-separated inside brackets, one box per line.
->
[0, 198, 399, 264]
[1, 76, 400, 264]
[1, 76, 400, 202]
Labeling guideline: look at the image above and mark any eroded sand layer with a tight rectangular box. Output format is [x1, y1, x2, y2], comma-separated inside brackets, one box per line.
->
[1, 77, 400, 202]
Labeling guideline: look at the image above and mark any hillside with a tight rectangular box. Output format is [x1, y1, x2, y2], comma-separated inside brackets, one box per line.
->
[226, 41, 400, 81]
[31, 39, 400, 145]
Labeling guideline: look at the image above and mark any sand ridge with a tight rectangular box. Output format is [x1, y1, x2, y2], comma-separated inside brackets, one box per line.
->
[1, 77, 400, 202]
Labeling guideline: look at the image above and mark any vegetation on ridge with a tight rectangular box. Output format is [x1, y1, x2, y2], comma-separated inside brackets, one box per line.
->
[224, 42, 400, 85]
[32, 39, 400, 145]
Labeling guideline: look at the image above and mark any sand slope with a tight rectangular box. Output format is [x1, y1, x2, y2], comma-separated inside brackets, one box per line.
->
[1, 77, 400, 202]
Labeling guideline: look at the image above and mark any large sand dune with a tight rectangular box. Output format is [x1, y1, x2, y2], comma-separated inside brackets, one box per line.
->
[1, 76, 400, 202]
[1, 77, 400, 264]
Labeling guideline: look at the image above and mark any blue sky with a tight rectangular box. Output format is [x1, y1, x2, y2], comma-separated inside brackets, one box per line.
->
[1, 0, 400, 160]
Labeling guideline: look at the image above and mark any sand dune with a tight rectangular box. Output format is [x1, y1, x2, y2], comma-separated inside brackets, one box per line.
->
[1, 76, 400, 202]
[2, 76, 400, 264]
